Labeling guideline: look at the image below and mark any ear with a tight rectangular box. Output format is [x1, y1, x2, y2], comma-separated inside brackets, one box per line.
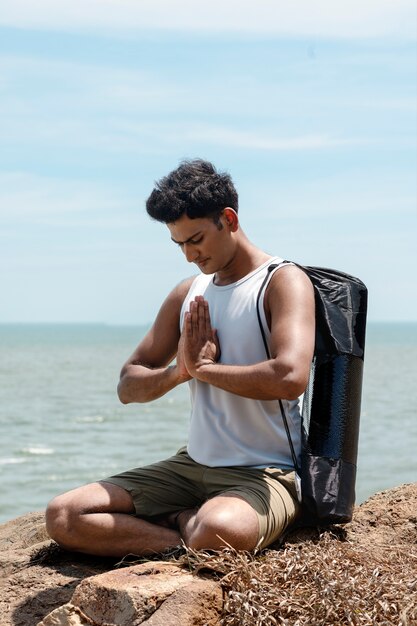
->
[223, 207, 239, 232]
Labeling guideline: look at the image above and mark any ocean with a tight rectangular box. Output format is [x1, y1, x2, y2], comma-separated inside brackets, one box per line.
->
[0, 322, 416, 524]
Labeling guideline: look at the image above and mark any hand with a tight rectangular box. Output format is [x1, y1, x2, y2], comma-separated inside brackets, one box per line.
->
[175, 320, 193, 383]
[183, 296, 220, 377]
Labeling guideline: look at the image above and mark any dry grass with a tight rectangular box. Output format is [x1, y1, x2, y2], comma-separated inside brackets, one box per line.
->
[116, 485, 417, 625]
[178, 531, 417, 626]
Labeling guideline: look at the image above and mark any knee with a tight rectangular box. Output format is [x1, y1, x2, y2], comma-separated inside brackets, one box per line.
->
[187, 508, 257, 551]
[45, 493, 79, 549]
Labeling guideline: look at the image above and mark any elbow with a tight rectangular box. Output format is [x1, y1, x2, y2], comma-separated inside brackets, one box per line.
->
[282, 383, 305, 402]
[279, 368, 309, 401]
[117, 374, 136, 404]
[117, 375, 150, 404]
[117, 364, 129, 404]
[117, 380, 130, 404]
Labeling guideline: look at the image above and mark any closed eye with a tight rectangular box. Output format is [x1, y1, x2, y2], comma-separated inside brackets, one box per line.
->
[176, 236, 203, 247]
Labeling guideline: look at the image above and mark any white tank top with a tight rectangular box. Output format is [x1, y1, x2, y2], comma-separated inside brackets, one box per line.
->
[180, 256, 302, 469]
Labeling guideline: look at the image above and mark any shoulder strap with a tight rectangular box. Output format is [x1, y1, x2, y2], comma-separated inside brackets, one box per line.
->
[256, 263, 301, 475]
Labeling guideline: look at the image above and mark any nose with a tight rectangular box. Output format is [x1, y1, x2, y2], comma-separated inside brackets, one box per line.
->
[183, 243, 199, 263]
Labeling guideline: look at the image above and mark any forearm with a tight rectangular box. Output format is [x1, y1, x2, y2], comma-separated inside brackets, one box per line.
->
[194, 359, 306, 401]
[117, 363, 187, 404]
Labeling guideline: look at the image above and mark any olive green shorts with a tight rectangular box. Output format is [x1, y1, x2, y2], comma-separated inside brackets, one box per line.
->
[103, 447, 300, 549]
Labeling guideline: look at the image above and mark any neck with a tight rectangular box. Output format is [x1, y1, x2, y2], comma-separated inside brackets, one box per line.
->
[213, 234, 272, 286]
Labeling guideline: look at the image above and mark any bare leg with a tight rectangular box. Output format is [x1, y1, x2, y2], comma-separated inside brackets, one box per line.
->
[45, 481, 181, 558]
[177, 494, 260, 551]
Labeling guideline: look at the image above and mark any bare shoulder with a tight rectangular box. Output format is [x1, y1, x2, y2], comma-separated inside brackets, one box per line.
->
[265, 264, 315, 371]
[166, 275, 196, 307]
[151, 274, 196, 330]
[268, 263, 313, 297]
[265, 263, 315, 319]
[153, 276, 195, 327]
[123, 275, 196, 369]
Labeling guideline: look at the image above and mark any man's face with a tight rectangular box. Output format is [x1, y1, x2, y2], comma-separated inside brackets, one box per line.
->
[167, 212, 233, 274]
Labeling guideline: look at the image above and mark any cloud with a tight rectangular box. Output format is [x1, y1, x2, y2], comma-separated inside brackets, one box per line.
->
[172, 125, 363, 151]
[0, 0, 415, 39]
[0, 172, 137, 226]
[114, 122, 365, 152]
[0, 54, 167, 110]
[0, 55, 369, 155]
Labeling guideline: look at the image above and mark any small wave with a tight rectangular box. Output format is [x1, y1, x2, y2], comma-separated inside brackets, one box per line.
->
[0, 457, 25, 465]
[21, 446, 54, 455]
[75, 415, 105, 423]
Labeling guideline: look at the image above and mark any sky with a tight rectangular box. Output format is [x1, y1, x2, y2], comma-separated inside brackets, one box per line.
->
[0, 0, 416, 324]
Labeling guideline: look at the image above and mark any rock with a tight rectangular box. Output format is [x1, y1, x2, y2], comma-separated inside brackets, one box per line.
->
[36, 604, 88, 626]
[62, 562, 221, 626]
[71, 562, 197, 624]
[346, 482, 417, 547]
[0, 514, 113, 626]
[0, 511, 50, 577]
[0, 514, 222, 626]
[37, 570, 222, 626]
[142, 579, 222, 625]
[0, 483, 416, 626]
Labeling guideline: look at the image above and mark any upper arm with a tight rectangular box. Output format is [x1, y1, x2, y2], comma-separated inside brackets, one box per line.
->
[121, 276, 195, 374]
[264, 264, 315, 390]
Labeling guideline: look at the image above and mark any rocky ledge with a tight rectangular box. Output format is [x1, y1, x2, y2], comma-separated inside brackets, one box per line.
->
[0, 483, 416, 626]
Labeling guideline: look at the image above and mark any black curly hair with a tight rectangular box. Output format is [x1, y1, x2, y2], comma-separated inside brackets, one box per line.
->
[146, 159, 238, 224]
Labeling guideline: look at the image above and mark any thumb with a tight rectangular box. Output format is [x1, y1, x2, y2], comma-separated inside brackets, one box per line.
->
[211, 329, 221, 360]
[212, 328, 220, 347]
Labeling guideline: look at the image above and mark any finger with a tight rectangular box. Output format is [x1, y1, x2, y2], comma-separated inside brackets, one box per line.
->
[203, 300, 212, 335]
[194, 295, 204, 325]
[184, 311, 192, 337]
[181, 313, 187, 333]
[197, 299, 206, 332]
[190, 300, 198, 329]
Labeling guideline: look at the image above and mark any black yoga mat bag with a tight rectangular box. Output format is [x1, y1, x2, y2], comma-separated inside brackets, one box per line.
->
[257, 264, 368, 526]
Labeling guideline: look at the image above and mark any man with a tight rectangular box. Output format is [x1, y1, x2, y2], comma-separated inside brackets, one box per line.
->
[46, 159, 315, 557]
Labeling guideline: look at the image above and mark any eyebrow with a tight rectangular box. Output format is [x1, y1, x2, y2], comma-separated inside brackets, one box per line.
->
[170, 231, 202, 245]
